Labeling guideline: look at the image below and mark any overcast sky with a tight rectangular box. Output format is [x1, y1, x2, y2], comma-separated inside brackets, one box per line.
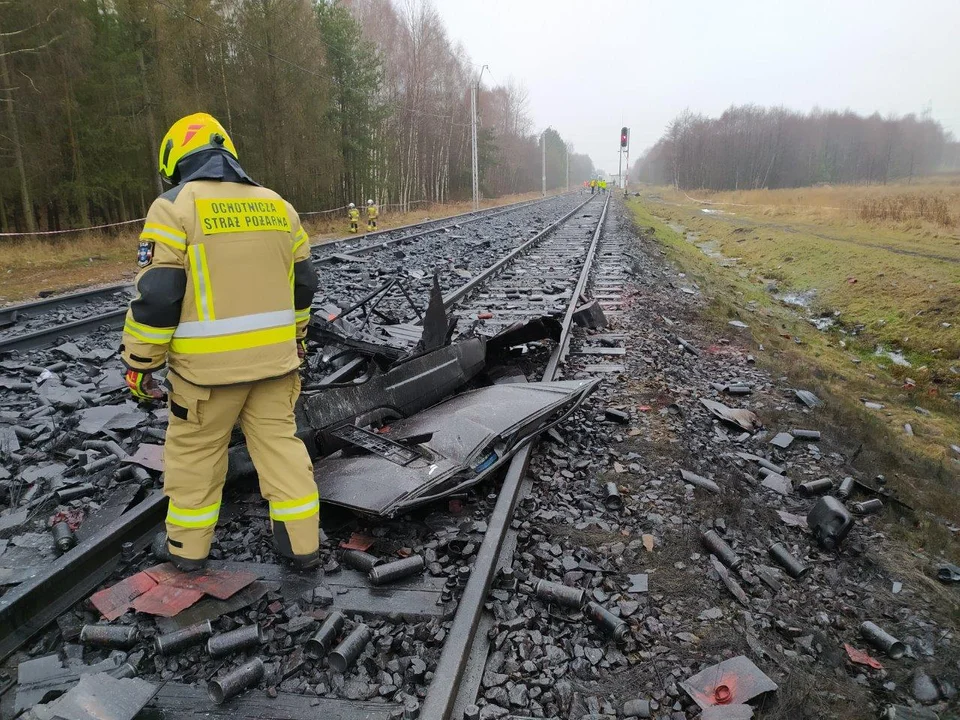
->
[433, 0, 960, 174]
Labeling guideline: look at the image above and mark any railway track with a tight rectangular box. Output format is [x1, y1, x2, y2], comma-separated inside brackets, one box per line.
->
[0, 194, 568, 353]
[0, 193, 634, 720]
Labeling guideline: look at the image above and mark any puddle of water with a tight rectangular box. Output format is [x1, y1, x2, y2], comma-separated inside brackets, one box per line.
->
[875, 345, 911, 367]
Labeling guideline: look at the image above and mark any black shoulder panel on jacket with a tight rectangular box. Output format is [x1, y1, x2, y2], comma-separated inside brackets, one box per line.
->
[293, 259, 319, 309]
[131, 266, 187, 328]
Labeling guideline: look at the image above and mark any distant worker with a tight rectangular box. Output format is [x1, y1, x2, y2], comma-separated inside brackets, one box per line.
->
[366, 199, 378, 232]
[590, 179, 596, 195]
[348, 202, 360, 233]
[120, 112, 320, 573]
[600, 179, 607, 194]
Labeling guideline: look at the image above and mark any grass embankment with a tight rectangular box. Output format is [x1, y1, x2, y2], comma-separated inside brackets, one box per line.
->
[0, 191, 554, 303]
[627, 184, 960, 557]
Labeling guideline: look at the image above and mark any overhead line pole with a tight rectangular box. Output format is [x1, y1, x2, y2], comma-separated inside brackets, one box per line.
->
[470, 65, 488, 211]
[541, 131, 546, 197]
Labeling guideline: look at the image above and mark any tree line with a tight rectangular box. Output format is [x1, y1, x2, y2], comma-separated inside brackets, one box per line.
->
[0, 0, 595, 233]
[633, 105, 958, 191]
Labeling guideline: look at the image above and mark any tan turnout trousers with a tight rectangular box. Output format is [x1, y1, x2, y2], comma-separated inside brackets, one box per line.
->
[163, 370, 319, 561]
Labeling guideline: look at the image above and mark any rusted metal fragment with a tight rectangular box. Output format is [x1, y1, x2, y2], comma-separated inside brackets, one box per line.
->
[680, 655, 777, 710]
[130, 584, 205, 617]
[143, 563, 257, 600]
[154, 581, 277, 634]
[90, 573, 158, 621]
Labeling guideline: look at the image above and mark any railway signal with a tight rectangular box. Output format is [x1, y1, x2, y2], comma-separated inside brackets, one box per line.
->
[620, 127, 629, 148]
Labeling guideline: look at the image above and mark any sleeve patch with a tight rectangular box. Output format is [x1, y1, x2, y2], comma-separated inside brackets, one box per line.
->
[137, 241, 155, 268]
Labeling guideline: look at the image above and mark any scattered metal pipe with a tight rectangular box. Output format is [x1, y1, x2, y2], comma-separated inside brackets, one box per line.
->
[51, 522, 76, 553]
[757, 458, 785, 474]
[207, 624, 264, 657]
[584, 601, 628, 642]
[701, 530, 741, 570]
[767, 542, 810, 579]
[836, 476, 855, 500]
[341, 549, 380, 573]
[790, 429, 821, 440]
[798, 479, 834, 497]
[328, 624, 372, 672]
[368, 555, 424, 585]
[853, 498, 884, 515]
[603, 481, 623, 510]
[534, 579, 585, 609]
[208, 658, 264, 705]
[155, 621, 214, 655]
[305, 611, 345, 659]
[860, 621, 906, 658]
[80, 624, 138, 648]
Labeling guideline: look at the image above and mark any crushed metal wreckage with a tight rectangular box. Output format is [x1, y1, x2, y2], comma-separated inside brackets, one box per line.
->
[224, 274, 602, 515]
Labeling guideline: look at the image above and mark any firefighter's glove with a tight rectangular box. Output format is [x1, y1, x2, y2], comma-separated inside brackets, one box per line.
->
[125, 369, 166, 402]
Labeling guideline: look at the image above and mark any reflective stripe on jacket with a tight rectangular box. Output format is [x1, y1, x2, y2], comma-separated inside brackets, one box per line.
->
[120, 179, 318, 386]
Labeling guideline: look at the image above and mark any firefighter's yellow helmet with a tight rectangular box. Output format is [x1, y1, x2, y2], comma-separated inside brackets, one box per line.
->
[158, 113, 238, 180]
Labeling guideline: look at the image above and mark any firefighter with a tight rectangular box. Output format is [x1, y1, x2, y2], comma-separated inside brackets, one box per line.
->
[347, 203, 360, 233]
[120, 112, 320, 572]
[366, 199, 378, 232]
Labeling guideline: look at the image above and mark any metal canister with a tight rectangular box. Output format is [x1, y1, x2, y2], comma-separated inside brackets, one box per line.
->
[584, 601, 628, 642]
[305, 611, 345, 659]
[56, 484, 96, 502]
[701, 530, 741, 571]
[767, 542, 810, 579]
[534, 579, 585, 609]
[791, 429, 821, 440]
[836, 476, 855, 500]
[860, 621, 906, 658]
[207, 658, 264, 705]
[603, 482, 623, 510]
[80, 624, 138, 649]
[798, 479, 834, 497]
[155, 621, 214, 655]
[853, 498, 884, 515]
[368, 555, 425, 585]
[207, 624, 265, 657]
[342, 549, 380, 573]
[52, 522, 76, 553]
[328, 623, 373, 672]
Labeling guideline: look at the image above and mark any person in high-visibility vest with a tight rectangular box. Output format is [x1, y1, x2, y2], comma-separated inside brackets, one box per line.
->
[590, 179, 596, 195]
[348, 203, 360, 233]
[119, 112, 321, 572]
[366, 199, 378, 232]
[600, 179, 607, 194]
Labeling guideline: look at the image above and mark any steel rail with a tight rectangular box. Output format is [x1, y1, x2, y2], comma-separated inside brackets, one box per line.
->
[440, 195, 597, 309]
[0, 194, 574, 354]
[419, 195, 610, 720]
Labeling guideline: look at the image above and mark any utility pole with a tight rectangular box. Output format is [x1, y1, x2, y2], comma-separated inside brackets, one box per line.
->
[565, 143, 569, 193]
[541, 131, 546, 197]
[470, 65, 488, 211]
